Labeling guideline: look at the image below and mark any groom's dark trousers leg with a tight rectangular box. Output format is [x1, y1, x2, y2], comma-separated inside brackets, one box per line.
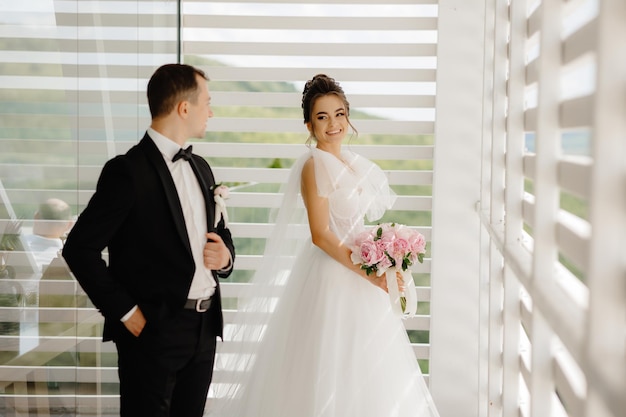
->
[115, 309, 217, 417]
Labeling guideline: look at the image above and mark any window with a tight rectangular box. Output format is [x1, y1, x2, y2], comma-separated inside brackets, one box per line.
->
[182, 0, 438, 392]
[0, 1, 177, 412]
[0, 0, 438, 413]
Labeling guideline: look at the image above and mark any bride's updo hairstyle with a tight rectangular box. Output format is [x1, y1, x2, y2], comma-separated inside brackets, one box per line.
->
[301, 74, 358, 137]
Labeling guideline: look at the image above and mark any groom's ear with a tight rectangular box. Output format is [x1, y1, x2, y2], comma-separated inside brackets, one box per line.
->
[177, 100, 189, 118]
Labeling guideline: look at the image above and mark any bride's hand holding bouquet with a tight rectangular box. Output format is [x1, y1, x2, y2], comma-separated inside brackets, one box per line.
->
[350, 223, 426, 318]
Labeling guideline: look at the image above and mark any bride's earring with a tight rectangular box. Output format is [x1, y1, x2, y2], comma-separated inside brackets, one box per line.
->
[306, 134, 316, 147]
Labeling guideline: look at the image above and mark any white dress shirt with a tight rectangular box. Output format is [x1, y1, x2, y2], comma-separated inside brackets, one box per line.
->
[148, 128, 217, 300]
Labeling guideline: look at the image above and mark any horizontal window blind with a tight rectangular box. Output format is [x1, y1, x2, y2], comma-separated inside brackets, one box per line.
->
[0, 1, 177, 414]
[480, 0, 625, 416]
[181, 0, 438, 381]
[1, 0, 439, 414]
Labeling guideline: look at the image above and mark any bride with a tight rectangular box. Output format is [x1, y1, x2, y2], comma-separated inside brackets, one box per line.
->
[209, 74, 440, 417]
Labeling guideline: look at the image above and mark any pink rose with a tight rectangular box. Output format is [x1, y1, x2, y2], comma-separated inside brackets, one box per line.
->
[394, 225, 413, 240]
[379, 223, 394, 234]
[379, 227, 396, 243]
[377, 231, 395, 255]
[392, 237, 411, 267]
[376, 255, 393, 274]
[410, 233, 426, 255]
[358, 239, 386, 267]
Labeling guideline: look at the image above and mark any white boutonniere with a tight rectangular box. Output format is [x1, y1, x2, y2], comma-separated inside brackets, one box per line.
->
[212, 183, 230, 228]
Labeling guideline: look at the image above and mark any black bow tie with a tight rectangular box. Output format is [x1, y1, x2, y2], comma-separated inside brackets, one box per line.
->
[172, 145, 193, 162]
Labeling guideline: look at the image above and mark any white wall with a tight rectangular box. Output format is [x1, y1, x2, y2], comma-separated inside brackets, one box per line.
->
[429, 1, 487, 416]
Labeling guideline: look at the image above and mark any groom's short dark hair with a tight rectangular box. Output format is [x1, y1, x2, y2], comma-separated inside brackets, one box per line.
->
[147, 63, 208, 119]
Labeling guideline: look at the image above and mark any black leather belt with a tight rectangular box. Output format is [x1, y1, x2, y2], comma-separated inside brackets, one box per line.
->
[184, 298, 212, 312]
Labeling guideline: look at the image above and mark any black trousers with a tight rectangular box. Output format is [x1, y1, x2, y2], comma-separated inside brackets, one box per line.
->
[115, 308, 217, 417]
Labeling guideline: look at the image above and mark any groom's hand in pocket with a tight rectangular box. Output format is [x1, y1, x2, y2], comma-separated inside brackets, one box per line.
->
[123, 307, 147, 337]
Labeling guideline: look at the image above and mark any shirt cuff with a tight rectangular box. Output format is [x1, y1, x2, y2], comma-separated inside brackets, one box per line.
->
[121, 305, 138, 322]
[217, 253, 233, 273]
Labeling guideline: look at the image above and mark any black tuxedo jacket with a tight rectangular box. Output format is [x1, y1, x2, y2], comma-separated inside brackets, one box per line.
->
[63, 133, 235, 342]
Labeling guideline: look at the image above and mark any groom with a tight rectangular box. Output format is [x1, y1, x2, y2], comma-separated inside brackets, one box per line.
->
[62, 64, 235, 417]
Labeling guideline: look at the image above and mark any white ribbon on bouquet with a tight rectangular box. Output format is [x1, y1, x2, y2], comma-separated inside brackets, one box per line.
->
[384, 267, 418, 319]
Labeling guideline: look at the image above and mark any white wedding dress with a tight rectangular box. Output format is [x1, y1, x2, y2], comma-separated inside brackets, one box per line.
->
[209, 147, 440, 417]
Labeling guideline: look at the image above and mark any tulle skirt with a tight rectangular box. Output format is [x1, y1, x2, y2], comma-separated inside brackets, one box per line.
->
[209, 242, 439, 417]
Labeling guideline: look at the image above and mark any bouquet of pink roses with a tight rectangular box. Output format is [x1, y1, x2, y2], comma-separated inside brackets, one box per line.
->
[350, 223, 426, 318]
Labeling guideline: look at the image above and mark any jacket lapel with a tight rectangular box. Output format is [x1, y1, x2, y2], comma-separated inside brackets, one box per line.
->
[189, 156, 216, 233]
[138, 135, 193, 254]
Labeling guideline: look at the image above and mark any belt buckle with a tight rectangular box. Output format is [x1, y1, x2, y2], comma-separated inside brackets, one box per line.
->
[195, 298, 209, 313]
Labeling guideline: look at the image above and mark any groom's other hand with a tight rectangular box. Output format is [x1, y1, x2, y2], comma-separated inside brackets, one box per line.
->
[204, 232, 231, 270]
